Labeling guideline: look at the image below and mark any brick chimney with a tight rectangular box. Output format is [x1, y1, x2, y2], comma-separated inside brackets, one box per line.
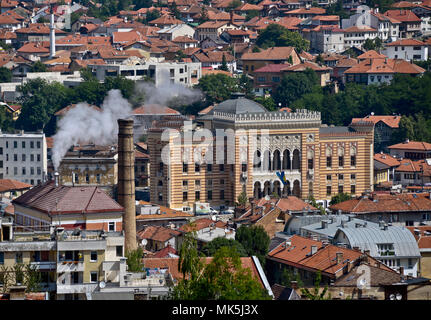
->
[336, 252, 343, 264]
[230, 10, 234, 24]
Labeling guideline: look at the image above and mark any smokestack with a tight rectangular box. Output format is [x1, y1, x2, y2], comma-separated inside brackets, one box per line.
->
[49, 6, 56, 58]
[54, 172, 59, 187]
[117, 119, 137, 253]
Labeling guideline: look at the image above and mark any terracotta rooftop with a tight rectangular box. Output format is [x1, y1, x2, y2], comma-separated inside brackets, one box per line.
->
[136, 201, 193, 220]
[344, 58, 425, 74]
[241, 46, 296, 61]
[343, 26, 377, 32]
[0, 179, 32, 192]
[149, 14, 183, 26]
[357, 50, 387, 60]
[286, 7, 326, 14]
[329, 192, 431, 214]
[137, 225, 181, 242]
[388, 140, 431, 151]
[385, 39, 426, 46]
[133, 104, 180, 115]
[351, 115, 400, 128]
[193, 51, 235, 63]
[54, 104, 101, 116]
[384, 9, 421, 22]
[17, 42, 49, 54]
[374, 152, 401, 167]
[254, 63, 291, 73]
[12, 182, 124, 215]
[282, 60, 331, 72]
[179, 218, 227, 232]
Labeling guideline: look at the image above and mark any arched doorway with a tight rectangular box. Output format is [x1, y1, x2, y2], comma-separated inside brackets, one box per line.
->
[282, 181, 291, 196]
[293, 180, 300, 198]
[263, 181, 271, 196]
[283, 149, 291, 170]
[273, 150, 281, 171]
[253, 150, 261, 169]
[293, 149, 300, 170]
[254, 181, 262, 199]
[263, 150, 271, 171]
[273, 181, 281, 197]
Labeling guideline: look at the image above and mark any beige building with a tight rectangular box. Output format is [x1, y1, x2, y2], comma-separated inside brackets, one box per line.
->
[148, 96, 374, 211]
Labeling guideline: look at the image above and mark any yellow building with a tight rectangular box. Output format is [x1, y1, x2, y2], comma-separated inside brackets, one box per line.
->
[148, 96, 374, 211]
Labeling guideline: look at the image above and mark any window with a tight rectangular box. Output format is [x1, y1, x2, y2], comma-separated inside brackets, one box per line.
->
[408, 258, 413, 268]
[351, 155, 356, 166]
[90, 271, 98, 283]
[96, 174, 101, 184]
[326, 186, 331, 196]
[0, 252, 3, 265]
[22, 154, 26, 161]
[16, 252, 23, 263]
[30, 141, 34, 148]
[327, 174, 331, 181]
[13, 141, 17, 148]
[242, 164, 247, 172]
[308, 159, 313, 170]
[183, 163, 188, 173]
[14, 167, 17, 175]
[351, 185, 356, 194]
[159, 162, 163, 172]
[338, 185, 343, 193]
[207, 164, 212, 172]
[158, 193, 163, 201]
[14, 154, 17, 161]
[74, 173, 79, 184]
[377, 243, 395, 256]
[326, 156, 332, 168]
[116, 246, 123, 257]
[22, 167, 26, 175]
[37, 141, 41, 148]
[183, 192, 188, 201]
[207, 190, 212, 200]
[30, 154, 34, 161]
[108, 222, 115, 231]
[339, 174, 344, 180]
[22, 141, 25, 148]
[220, 190, 225, 200]
[207, 179, 213, 187]
[5, 141, 8, 148]
[339, 156, 344, 167]
[90, 251, 97, 262]
[85, 173, 89, 184]
[37, 154, 41, 162]
[351, 174, 356, 180]
[405, 221, 414, 226]
[220, 179, 224, 185]
[195, 163, 200, 172]
[195, 180, 200, 187]
[195, 191, 200, 201]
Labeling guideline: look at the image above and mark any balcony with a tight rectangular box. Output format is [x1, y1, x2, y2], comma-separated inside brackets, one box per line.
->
[56, 283, 98, 294]
[57, 261, 85, 273]
[30, 261, 56, 270]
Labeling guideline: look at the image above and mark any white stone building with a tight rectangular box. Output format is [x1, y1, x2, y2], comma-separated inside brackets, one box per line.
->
[0, 131, 48, 185]
[383, 39, 429, 61]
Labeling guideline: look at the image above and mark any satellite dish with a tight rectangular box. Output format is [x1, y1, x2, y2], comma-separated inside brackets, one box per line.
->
[99, 281, 106, 289]
[211, 215, 217, 222]
[396, 293, 402, 300]
[141, 239, 148, 246]
[359, 278, 367, 286]
[389, 294, 395, 300]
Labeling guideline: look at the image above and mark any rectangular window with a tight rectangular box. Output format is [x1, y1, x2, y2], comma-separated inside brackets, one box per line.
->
[182, 180, 188, 187]
[220, 179, 224, 185]
[207, 179, 213, 187]
[183, 163, 188, 173]
[96, 174, 101, 184]
[339, 174, 344, 180]
[116, 246, 123, 257]
[14, 167, 17, 175]
[13, 141, 17, 148]
[377, 243, 395, 256]
[351, 155, 356, 166]
[0, 252, 3, 265]
[242, 164, 247, 172]
[37, 141, 41, 148]
[195, 180, 200, 186]
[219, 164, 224, 172]
[30, 141, 34, 148]
[22, 167, 26, 175]
[308, 159, 313, 169]
[37, 167, 41, 175]
[183, 192, 188, 201]
[339, 156, 344, 167]
[195, 191, 200, 201]
[22, 154, 26, 161]
[207, 190, 212, 200]
[30, 154, 34, 161]
[338, 185, 343, 193]
[326, 186, 331, 196]
[108, 222, 115, 231]
[220, 190, 225, 200]
[37, 154, 41, 162]
[16, 252, 23, 263]
[327, 174, 331, 181]
[326, 156, 332, 168]
[351, 174, 356, 180]
[195, 163, 200, 172]
[14, 154, 17, 161]
[6, 141, 8, 148]
[351, 185, 356, 194]
[90, 271, 98, 283]
[207, 164, 212, 172]
[90, 251, 97, 262]
[22, 141, 25, 148]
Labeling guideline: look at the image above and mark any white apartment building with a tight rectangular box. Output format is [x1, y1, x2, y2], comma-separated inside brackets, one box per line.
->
[303, 26, 345, 53]
[343, 26, 378, 49]
[383, 39, 429, 61]
[0, 131, 48, 185]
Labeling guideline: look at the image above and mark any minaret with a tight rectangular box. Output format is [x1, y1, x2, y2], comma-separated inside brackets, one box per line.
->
[49, 5, 56, 58]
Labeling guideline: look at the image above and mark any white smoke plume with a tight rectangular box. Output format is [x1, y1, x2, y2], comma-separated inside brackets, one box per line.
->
[52, 89, 132, 170]
[135, 69, 202, 106]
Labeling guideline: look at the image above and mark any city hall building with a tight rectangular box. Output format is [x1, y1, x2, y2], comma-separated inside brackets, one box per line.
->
[148, 95, 374, 211]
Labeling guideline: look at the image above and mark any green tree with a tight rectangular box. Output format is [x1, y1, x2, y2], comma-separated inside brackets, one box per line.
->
[315, 54, 324, 64]
[301, 271, 331, 300]
[329, 192, 352, 206]
[256, 24, 309, 52]
[104, 75, 135, 100]
[126, 247, 144, 272]
[170, 1, 181, 19]
[198, 7, 209, 24]
[237, 191, 248, 206]
[227, 0, 242, 11]
[326, 0, 350, 19]
[30, 61, 48, 73]
[146, 9, 161, 23]
[238, 74, 254, 99]
[0, 67, 12, 82]
[201, 237, 247, 257]
[308, 194, 325, 215]
[16, 78, 69, 131]
[80, 67, 96, 82]
[133, 0, 153, 9]
[24, 264, 42, 293]
[245, 10, 259, 21]
[195, 73, 238, 104]
[254, 96, 276, 111]
[273, 68, 319, 108]
[363, 38, 382, 51]
[219, 54, 229, 72]
[235, 225, 270, 266]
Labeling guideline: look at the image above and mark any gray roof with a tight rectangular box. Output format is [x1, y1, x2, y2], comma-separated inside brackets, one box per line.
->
[374, 160, 390, 170]
[284, 214, 340, 233]
[211, 97, 267, 115]
[334, 225, 421, 258]
[300, 215, 379, 238]
[319, 126, 354, 134]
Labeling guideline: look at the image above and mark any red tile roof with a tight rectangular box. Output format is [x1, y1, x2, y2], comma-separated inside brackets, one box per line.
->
[55, 104, 101, 116]
[12, 182, 124, 215]
[282, 60, 331, 72]
[254, 63, 291, 73]
[286, 7, 326, 14]
[149, 14, 183, 26]
[17, 42, 49, 54]
[395, 159, 421, 172]
[344, 58, 425, 74]
[384, 9, 421, 22]
[242, 46, 296, 61]
[179, 218, 227, 232]
[374, 152, 401, 167]
[0, 179, 32, 192]
[330, 192, 431, 214]
[137, 225, 181, 242]
[136, 201, 193, 220]
[343, 26, 377, 32]
[133, 104, 180, 115]
[151, 245, 178, 258]
[193, 51, 235, 63]
[389, 140, 431, 151]
[351, 115, 400, 128]
[357, 50, 387, 60]
[385, 39, 426, 46]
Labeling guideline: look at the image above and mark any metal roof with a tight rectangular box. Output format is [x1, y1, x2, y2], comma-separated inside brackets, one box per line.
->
[334, 225, 421, 258]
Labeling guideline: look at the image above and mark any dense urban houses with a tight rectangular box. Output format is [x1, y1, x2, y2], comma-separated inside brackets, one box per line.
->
[388, 140, 431, 160]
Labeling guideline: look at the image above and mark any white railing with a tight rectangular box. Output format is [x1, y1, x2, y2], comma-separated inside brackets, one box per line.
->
[56, 283, 98, 294]
[57, 261, 85, 273]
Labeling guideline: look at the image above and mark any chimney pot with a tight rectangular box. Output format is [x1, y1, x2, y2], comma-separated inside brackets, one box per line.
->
[311, 245, 317, 255]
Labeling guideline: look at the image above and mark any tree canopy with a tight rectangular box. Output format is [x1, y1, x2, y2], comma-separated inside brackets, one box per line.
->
[30, 61, 48, 73]
[329, 192, 352, 206]
[256, 24, 310, 52]
[235, 225, 270, 266]
[0, 67, 12, 83]
[195, 73, 239, 105]
[201, 237, 248, 257]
